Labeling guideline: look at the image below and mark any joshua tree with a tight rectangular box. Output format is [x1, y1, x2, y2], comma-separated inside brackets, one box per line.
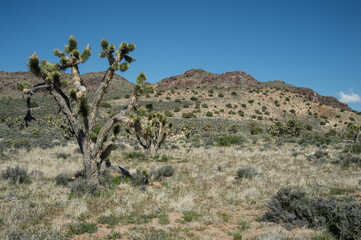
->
[347, 123, 360, 143]
[24, 36, 149, 184]
[125, 108, 173, 156]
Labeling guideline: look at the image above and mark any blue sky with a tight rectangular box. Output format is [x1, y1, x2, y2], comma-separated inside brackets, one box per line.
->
[1, 0, 360, 110]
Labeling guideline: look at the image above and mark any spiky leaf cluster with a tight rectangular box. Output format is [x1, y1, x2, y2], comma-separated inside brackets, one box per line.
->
[53, 35, 92, 69]
[99, 39, 136, 72]
[27, 53, 62, 86]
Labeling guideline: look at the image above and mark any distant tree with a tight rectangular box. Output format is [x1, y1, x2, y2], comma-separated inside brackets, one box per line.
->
[23, 36, 155, 184]
[347, 123, 360, 143]
[125, 108, 173, 156]
[181, 122, 197, 139]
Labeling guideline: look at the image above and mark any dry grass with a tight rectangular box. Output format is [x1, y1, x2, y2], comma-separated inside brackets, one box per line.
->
[0, 138, 359, 239]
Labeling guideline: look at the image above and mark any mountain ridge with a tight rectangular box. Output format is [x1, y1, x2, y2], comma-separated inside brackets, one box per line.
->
[0, 69, 352, 111]
[156, 69, 351, 111]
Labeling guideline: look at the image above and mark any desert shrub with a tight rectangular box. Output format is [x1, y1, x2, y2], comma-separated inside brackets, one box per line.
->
[228, 124, 241, 134]
[151, 165, 175, 181]
[190, 96, 197, 101]
[344, 143, 361, 154]
[131, 169, 149, 186]
[201, 103, 208, 108]
[228, 110, 236, 115]
[182, 211, 200, 222]
[307, 150, 329, 163]
[173, 106, 181, 112]
[100, 102, 112, 108]
[182, 112, 196, 118]
[206, 111, 213, 117]
[236, 167, 259, 179]
[2, 165, 32, 184]
[226, 103, 232, 108]
[231, 91, 237, 96]
[164, 110, 174, 117]
[54, 172, 72, 186]
[248, 99, 254, 104]
[182, 103, 190, 108]
[248, 120, 263, 135]
[218, 93, 224, 98]
[11, 138, 30, 149]
[68, 222, 97, 235]
[215, 135, 244, 146]
[325, 129, 337, 137]
[262, 188, 361, 240]
[154, 154, 171, 162]
[124, 151, 147, 161]
[241, 103, 247, 108]
[56, 152, 71, 159]
[344, 155, 361, 165]
[97, 214, 121, 227]
[70, 178, 99, 197]
[30, 101, 39, 108]
[145, 103, 153, 111]
[238, 110, 245, 117]
[255, 109, 262, 115]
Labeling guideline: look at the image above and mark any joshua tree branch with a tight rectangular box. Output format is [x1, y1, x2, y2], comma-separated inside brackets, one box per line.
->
[50, 86, 85, 153]
[88, 68, 114, 135]
[92, 106, 133, 157]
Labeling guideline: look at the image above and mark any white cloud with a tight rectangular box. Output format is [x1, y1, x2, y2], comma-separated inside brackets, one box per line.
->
[338, 89, 361, 103]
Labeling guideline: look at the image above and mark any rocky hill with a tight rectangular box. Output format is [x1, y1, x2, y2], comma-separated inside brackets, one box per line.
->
[156, 69, 351, 111]
[0, 69, 352, 111]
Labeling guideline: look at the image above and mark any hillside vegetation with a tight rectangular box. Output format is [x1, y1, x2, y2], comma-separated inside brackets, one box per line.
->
[0, 68, 360, 239]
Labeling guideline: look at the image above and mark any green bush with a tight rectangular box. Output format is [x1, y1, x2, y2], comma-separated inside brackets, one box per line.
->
[100, 102, 112, 108]
[150, 165, 175, 181]
[182, 112, 196, 118]
[124, 151, 147, 161]
[215, 135, 244, 146]
[226, 103, 232, 108]
[262, 188, 361, 240]
[218, 93, 224, 98]
[2, 165, 32, 184]
[97, 214, 120, 227]
[236, 167, 259, 179]
[68, 222, 97, 235]
[145, 103, 153, 111]
[164, 111, 174, 117]
[70, 178, 99, 197]
[201, 103, 208, 108]
[54, 172, 71, 186]
[206, 111, 213, 117]
[131, 169, 149, 186]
